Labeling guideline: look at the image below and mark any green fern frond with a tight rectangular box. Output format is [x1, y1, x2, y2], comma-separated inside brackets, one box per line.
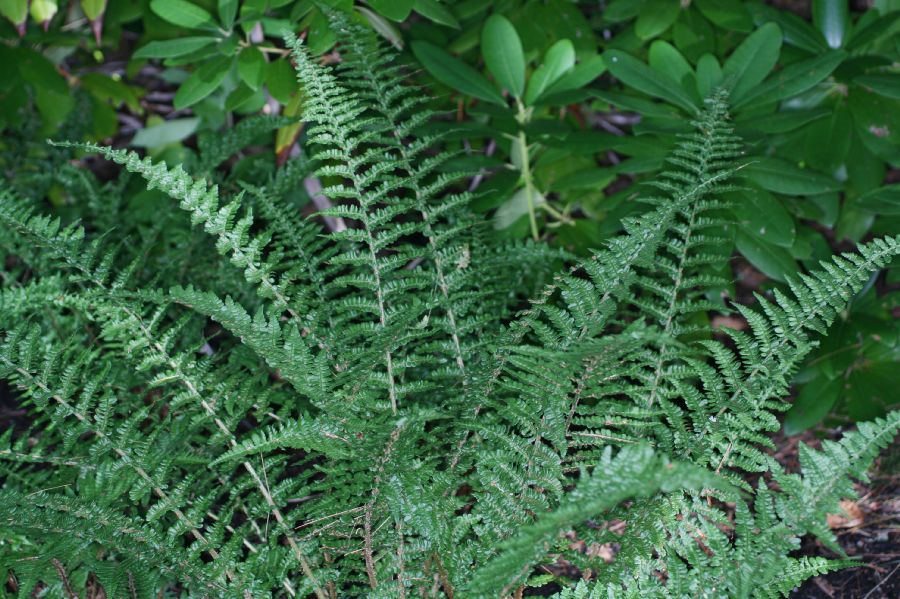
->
[467, 444, 729, 597]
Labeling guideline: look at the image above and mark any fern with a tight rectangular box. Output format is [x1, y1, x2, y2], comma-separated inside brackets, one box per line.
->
[1, 20, 898, 599]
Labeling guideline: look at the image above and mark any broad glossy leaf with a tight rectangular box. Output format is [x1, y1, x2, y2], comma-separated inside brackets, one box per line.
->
[634, 0, 680, 40]
[804, 103, 851, 172]
[746, 2, 827, 53]
[543, 55, 606, 97]
[368, 0, 413, 21]
[812, 0, 848, 49]
[218, 0, 237, 29]
[356, 7, 404, 50]
[735, 231, 798, 282]
[411, 41, 505, 105]
[835, 205, 874, 243]
[482, 14, 525, 98]
[525, 39, 575, 105]
[225, 84, 256, 112]
[266, 58, 296, 104]
[849, 88, 900, 165]
[723, 22, 782, 104]
[783, 373, 842, 435]
[150, 0, 214, 29]
[15, 47, 72, 130]
[846, 361, 896, 421]
[81, 72, 141, 113]
[695, 54, 723, 98]
[730, 187, 795, 248]
[846, 11, 900, 51]
[732, 51, 845, 111]
[237, 46, 266, 91]
[694, 0, 752, 32]
[648, 41, 699, 104]
[735, 108, 830, 134]
[134, 37, 218, 59]
[174, 55, 232, 109]
[672, 9, 716, 62]
[856, 185, 900, 215]
[603, 50, 699, 113]
[604, 0, 643, 23]
[742, 157, 837, 195]
[131, 117, 200, 148]
[413, 0, 459, 28]
[846, 134, 885, 197]
[855, 74, 900, 100]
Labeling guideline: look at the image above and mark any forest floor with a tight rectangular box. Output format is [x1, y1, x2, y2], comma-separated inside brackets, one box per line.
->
[779, 430, 900, 598]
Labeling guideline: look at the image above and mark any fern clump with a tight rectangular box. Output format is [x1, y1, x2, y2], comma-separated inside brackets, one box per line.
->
[1, 19, 899, 599]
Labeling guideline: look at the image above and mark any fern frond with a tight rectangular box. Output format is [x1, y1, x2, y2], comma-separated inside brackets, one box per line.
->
[467, 444, 728, 597]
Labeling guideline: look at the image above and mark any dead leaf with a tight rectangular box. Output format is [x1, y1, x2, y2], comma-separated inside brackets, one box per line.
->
[826, 500, 864, 529]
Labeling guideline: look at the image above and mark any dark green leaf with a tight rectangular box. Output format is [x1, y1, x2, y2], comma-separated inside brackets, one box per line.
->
[849, 88, 900, 165]
[846, 362, 896, 421]
[225, 84, 257, 112]
[237, 47, 266, 91]
[856, 185, 900, 215]
[603, 50, 699, 113]
[543, 55, 606, 97]
[218, 0, 237, 29]
[855, 74, 900, 100]
[735, 108, 830, 134]
[812, 0, 848, 49]
[696, 54, 723, 98]
[732, 51, 845, 111]
[80, 73, 141, 113]
[604, 0, 643, 23]
[742, 157, 837, 195]
[413, 0, 459, 29]
[648, 41, 699, 104]
[525, 39, 575, 105]
[735, 230, 799, 282]
[723, 22, 782, 104]
[150, 0, 214, 29]
[174, 55, 232, 109]
[730, 187, 795, 248]
[134, 37, 218, 59]
[368, 0, 414, 21]
[846, 11, 900, 51]
[804, 104, 851, 172]
[746, 3, 827, 53]
[482, 14, 525, 98]
[784, 373, 842, 435]
[411, 41, 506, 105]
[634, 0, 680, 40]
[356, 7, 404, 51]
[266, 58, 297, 104]
[694, 0, 753, 32]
